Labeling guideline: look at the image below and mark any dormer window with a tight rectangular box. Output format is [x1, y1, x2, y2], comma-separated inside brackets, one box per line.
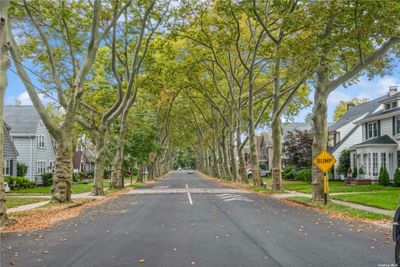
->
[393, 101, 398, 108]
[386, 103, 391, 110]
[367, 122, 378, 139]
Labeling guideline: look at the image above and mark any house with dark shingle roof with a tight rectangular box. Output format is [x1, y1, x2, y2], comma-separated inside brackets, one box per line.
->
[3, 123, 18, 177]
[328, 95, 385, 178]
[348, 86, 400, 180]
[4, 106, 56, 182]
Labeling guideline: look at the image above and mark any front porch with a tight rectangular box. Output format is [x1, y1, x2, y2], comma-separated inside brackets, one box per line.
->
[350, 135, 398, 180]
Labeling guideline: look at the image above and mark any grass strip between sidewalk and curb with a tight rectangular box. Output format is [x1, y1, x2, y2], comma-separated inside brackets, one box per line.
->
[5, 197, 47, 209]
[196, 171, 274, 195]
[331, 191, 400, 211]
[285, 196, 392, 221]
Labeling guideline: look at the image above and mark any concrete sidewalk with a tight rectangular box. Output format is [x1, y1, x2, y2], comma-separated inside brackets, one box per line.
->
[271, 190, 395, 217]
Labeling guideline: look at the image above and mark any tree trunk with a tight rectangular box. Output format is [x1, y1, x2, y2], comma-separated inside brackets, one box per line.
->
[137, 164, 144, 182]
[221, 138, 231, 180]
[212, 148, 220, 178]
[0, 0, 10, 225]
[271, 116, 283, 191]
[52, 139, 73, 202]
[92, 133, 106, 196]
[110, 150, 123, 188]
[238, 146, 248, 184]
[312, 68, 330, 201]
[249, 128, 261, 186]
[218, 143, 226, 179]
[229, 128, 239, 182]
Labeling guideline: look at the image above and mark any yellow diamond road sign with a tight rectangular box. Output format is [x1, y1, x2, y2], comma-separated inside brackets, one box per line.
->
[313, 150, 336, 173]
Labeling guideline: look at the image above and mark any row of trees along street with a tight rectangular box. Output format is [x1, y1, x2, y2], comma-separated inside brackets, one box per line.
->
[0, 0, 399, 225]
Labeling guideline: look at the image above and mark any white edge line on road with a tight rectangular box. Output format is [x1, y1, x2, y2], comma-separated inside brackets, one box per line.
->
[185, 184, 193, 205]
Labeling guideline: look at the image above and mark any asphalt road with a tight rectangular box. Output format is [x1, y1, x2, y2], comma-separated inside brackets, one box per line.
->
[0, 171, 395, 267]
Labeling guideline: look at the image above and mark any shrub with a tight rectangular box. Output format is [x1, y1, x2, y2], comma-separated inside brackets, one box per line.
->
[394, 169, 400, 187]
[104, 169, 111, 179]
[337, 150, 351, 175]
[41, 173, 53, 186]
[131, 168, 138, 176]
[5, 176, 35, 189]
[297, 167, 312, 182]
[282, 166, 297, 180]
[17, 162, 28, 177]
[352, 167, 357, 178]
[378, 166, 390, 186]
[358, 167, 364, 175]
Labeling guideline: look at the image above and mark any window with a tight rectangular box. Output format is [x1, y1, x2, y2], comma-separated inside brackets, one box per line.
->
[393, 102, 398, 109]
[386, 103, 391, 110]
[367, 122, 378, 139]
[37, 135, 45, 149]
[37, 161, 46, 175]
[3, 159, 11, 176]
[389, 153, 394, 171]
[362, 153, 368, 170]
[368, 124, 373, 138]
[368, 153, 372, 176]
[48, 161, 55, 173]
[381, 153, 386, 170]
[373, 153, 378, 176]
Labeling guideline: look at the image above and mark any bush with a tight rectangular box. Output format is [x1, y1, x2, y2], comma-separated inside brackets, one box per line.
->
[282, 166, 297, 180]
[394, 169, 400, 187]
[337, 150, 351, 175]
[17, 162, 28, 177]
[41, 173, 53, 186]
[5, 176, 35, 189]
[352, 167, 357, 178]
[297, 167, 312, 182]
[104, 169, 111, 179]
[131, 168, 138, 176]
[378, 166, 390, 186]
[358, 167, 364, 175]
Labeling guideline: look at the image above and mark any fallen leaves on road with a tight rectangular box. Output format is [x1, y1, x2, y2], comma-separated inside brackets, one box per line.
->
[3, 189, 131, 233]
[139, 259, 145, 263]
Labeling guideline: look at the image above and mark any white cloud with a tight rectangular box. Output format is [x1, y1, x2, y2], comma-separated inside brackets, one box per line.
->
[8, 91, 53, 106]
[328, 91, 353, 106]
[15, 91, 32, 105]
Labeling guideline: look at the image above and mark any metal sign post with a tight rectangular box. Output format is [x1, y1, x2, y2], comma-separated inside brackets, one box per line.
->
[313, 150, 336, 205]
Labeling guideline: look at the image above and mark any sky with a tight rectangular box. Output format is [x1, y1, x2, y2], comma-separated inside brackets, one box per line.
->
[5, 63, 400, 123]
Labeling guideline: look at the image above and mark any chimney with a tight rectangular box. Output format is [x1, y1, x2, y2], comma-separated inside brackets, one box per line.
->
[347, 102, 355, 111]
[389, 86, 398, 96]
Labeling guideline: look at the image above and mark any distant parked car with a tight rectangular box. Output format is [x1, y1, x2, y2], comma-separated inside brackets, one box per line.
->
[187, 169, 194, 174]
[3, 182, 10, 193]
[247, 169, 269, 179]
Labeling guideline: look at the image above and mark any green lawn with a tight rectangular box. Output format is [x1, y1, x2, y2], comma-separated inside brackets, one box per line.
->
[10, 181, 110, 195]
[5, 197, 46, 209]
[332, 191, 400, 210]
[271, 179, 400, 194]
[130, 181, 145, 188]
[286, 196, 391, 220]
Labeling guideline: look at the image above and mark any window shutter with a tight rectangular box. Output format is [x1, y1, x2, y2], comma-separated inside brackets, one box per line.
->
[378, 120, 381, 137]
[10, 160, 13, 176]
[365, 123, 368, 140]
[393, 117, 396, 136]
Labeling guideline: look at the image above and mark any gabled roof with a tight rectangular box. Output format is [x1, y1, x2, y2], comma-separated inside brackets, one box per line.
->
[4, 106, 41, 135]
[329, 95, 387, 131]
[353, 135, 397, 148]
[3, 122, 19, 156]
[282, 122, 311, 137]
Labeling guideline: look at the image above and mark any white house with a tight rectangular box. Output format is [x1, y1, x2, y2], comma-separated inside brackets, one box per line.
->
[328, 95, 385, 178]
[4, 106, 56, 182]
[350, 86, 400, 180]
